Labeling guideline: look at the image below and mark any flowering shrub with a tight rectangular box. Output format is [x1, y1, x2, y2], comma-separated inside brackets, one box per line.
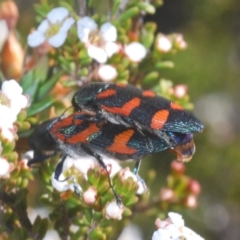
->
[0, 0, 204, 239]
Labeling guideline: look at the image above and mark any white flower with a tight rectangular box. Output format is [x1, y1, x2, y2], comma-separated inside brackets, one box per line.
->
[152, 212, 204, 240]
[2, 79, 28, 115]
[0, 104, 16, 141]
[0, 157, 12, 178]
[27, 7, 74, 48]
[77, 17, 119, 63]
[70, 154, 121, 178]
[98, 64, 117, 82]
[156, 34, 172, 53]
[105, 200, 124, 220]
[0, 20, 9, 52]
[124, 42, 147, 62]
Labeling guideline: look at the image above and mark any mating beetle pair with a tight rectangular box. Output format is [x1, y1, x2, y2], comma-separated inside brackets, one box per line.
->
[28, 83, 203, 205]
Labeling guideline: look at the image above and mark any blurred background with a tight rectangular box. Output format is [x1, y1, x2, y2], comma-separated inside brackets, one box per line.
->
[13, 0, 240, 239]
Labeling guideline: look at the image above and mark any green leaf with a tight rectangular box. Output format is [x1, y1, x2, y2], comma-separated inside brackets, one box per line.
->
[37, 71, 62, 100]
[27, 96, 55, 117]
[136, 2, 155, 14]
[89, 229, 106, 240]
[119, 7, 140, 23]
[155, 61, 175, 70]
[32, 216, 49, 239]
[142, 71, 159, 84]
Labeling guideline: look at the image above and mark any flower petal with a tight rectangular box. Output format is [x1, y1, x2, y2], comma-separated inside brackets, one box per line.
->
[47, 7, 69, 23]
[104, 42, 119, 58]
[124, 42, 147, 62]
[98, 64, 117, 82]
[27, 31, 45, 47]
[77, 16, 97, 31]
[0, 105, 16, 126]
[48, 32, 67, 48]
[2, 79, 22, 99]
[0, 158, 10, 178]
[100, 22, 117, 42]
[37, 19, 49, 33]
[77, 17, 97, 42]
[51, 173, 71, 192]
[10, 95, 28, 115]
[88, 45, 107, 63]
[60, 17, 75, 32]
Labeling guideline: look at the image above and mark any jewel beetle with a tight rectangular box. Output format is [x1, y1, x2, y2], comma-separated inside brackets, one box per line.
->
[49, 111, 196, 205]
[28, 111, 196, 206]
[71, 83, 204, 144]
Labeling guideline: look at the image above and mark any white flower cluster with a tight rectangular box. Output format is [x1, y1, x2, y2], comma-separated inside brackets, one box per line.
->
[152, 212, 204, 240]
[51, 154, 145, 220]
[156, 33, 187, 53]
[0, 80, 28, 141]
[0, 80, 28, 178]
[27, 7, 148, 81]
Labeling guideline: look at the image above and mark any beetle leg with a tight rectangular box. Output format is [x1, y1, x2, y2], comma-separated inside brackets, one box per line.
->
[27, 152, 56, 166]
[132, 159, 148, 192]
[54, 155, 67, 180]
[81, 144, 122, 207]
[54, 155, 82, 196]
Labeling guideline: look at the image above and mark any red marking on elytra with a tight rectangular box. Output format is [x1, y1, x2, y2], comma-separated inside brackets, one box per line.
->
[106, 129, 137, 155]
[171, 102, 184, 110]
[97, 89, 117, 99]
[101, 97, 141, 116]
[50, 116, 77, 141]
[142, 90, 156, 97]
[151, 110, 169, 129]
[65, 123, 100, 144]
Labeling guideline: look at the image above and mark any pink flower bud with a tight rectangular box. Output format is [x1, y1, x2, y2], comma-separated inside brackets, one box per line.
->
[171, 161, 185, 175]
[159, 188, 174, 202]
[184, 194, 198, 209]
[174, 33, 187, 50]
[83, 187, 98, 205]
[105, 201, 124, 220]
[173, 84, 188, 99]
[188, 180, 201, 195]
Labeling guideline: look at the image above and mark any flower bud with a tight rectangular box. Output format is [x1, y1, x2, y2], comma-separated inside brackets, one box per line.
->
[97, 64, 118, 82]
[188, 180, 201, 195]
[174, 33, 187, 50]
[105, 201, 124, 220]
[159, 188, 174, 202]
[119, 167, 145, 194]
[155, 33, 172, 53]
[173, 84, 188, 99]
[184, 194, 198, 209]
[170, 160, 185, 175]
[0, 0, 19, 30]
[124, 42, 147, 62]
[83, 186, 98, 205]
[0, 32, 24, 80]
